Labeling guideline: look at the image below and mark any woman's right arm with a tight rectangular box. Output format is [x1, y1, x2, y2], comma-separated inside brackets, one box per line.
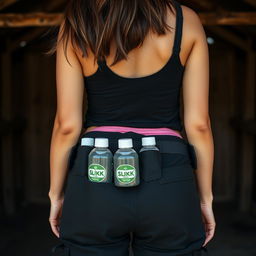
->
[48, 22, 84, 237]
[182, 6, 215, 246]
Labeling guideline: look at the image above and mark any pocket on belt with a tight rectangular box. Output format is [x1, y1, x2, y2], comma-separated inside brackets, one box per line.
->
[157, 139, 194, 184]
[139, 150, 162, 182]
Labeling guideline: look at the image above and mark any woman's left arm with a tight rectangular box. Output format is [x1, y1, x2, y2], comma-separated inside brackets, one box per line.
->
[48, 22, 84, 237]
[182, 6, 215, 246]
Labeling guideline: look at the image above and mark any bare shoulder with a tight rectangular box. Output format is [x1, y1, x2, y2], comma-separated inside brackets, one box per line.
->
[180, 4, 206, 42]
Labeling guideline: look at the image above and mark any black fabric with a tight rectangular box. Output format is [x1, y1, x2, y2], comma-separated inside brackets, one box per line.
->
[83, 0, 185, 131]
[49, 242, 209, 256]
[69, 145, 94, 176]
[50, 131, 208, 256]
[50, 243, 70, 256]
[186, 143, 198, 170]
[139, 150, 162, 182]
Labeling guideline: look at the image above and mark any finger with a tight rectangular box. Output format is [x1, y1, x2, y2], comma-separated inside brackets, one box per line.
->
[202, 240, 207, 247]
[50, 221, 60, 238]
[49, 218, 60, 237]
[202, 232, 213, 247]
[202, 232, 211, 247]
[202, 225, 215, 246]
[207, 226, 215, 240]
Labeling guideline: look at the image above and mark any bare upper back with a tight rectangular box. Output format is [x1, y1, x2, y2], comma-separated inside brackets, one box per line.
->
[75, 4, 205, 79]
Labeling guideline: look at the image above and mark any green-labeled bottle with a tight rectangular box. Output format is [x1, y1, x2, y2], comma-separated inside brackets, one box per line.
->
[88, 138, 113, 183]
[114, 138, 140, 187]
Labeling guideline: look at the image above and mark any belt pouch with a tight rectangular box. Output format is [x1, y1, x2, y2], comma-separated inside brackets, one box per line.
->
[139, 150, 162, 182]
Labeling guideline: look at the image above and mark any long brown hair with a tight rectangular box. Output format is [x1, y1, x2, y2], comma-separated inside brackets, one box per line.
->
[48, 0, 176, 66]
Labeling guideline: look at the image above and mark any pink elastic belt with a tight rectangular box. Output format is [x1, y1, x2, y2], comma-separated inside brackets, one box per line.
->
[84, 126, 183, 139]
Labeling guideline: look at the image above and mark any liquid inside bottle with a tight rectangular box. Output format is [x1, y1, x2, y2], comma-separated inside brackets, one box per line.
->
[114, 138, 140, 187]
[88, 138, 113, 183]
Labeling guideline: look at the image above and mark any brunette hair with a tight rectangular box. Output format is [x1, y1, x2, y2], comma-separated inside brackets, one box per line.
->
[48, 0, 176, 66]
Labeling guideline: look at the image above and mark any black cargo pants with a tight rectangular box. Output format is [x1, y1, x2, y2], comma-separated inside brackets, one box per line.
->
[50, 131, 209, 256]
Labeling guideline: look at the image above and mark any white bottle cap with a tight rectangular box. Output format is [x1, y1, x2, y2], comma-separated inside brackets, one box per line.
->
[95, 138, 109, 148]
[118, 138, 133, 148]
[142, 136, 156, 146]
[81, 137, 94, 146]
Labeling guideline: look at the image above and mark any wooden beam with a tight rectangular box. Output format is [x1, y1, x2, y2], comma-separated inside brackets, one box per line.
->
[9, 0, 64, 51]
[200, 12, 256, 26]
[1, 12, 256, 27]
[0, 0, 17, 11]
[184, 0, 256, 25]
[0, 13, 64, 27]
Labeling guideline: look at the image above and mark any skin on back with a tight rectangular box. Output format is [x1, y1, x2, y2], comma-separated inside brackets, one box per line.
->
[75, 5, 209, 137]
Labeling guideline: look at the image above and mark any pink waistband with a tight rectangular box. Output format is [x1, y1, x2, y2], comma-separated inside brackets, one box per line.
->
[84, 126, 183, 138]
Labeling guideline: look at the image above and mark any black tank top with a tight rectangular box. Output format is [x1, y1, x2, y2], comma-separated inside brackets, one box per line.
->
[83, 0, 185, 131]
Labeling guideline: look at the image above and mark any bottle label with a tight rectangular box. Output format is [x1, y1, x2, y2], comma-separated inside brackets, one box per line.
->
[88, 164, 106, 182]
[116, 164, 136, 184]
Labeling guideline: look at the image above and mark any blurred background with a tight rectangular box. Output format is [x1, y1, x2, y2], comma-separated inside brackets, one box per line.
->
[0, 0, 256, 255]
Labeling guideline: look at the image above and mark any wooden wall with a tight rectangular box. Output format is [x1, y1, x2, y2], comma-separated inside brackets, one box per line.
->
[0, 44, 57, 215]
[22, 50, 56, 204]
[208, 41, 242, 202]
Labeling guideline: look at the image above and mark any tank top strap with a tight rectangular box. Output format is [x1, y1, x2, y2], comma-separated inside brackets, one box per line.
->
[172, 0, 183, 55]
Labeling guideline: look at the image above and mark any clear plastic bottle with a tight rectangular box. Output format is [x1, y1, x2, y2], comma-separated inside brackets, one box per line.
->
[88, 138, 113, 183]
[139, 137, 159, 153]
[82, 137, 95, 175]
[81, 137, 94, 147]
[114, 138, 140, 187]
[139, 136, 161, 182]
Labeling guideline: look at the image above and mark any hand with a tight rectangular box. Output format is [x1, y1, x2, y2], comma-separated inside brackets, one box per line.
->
[49, 196, 64, 238]
[200, 201, 216, 247]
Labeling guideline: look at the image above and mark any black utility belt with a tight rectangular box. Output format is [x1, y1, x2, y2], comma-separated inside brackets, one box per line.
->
[68, 136, 197, 187]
